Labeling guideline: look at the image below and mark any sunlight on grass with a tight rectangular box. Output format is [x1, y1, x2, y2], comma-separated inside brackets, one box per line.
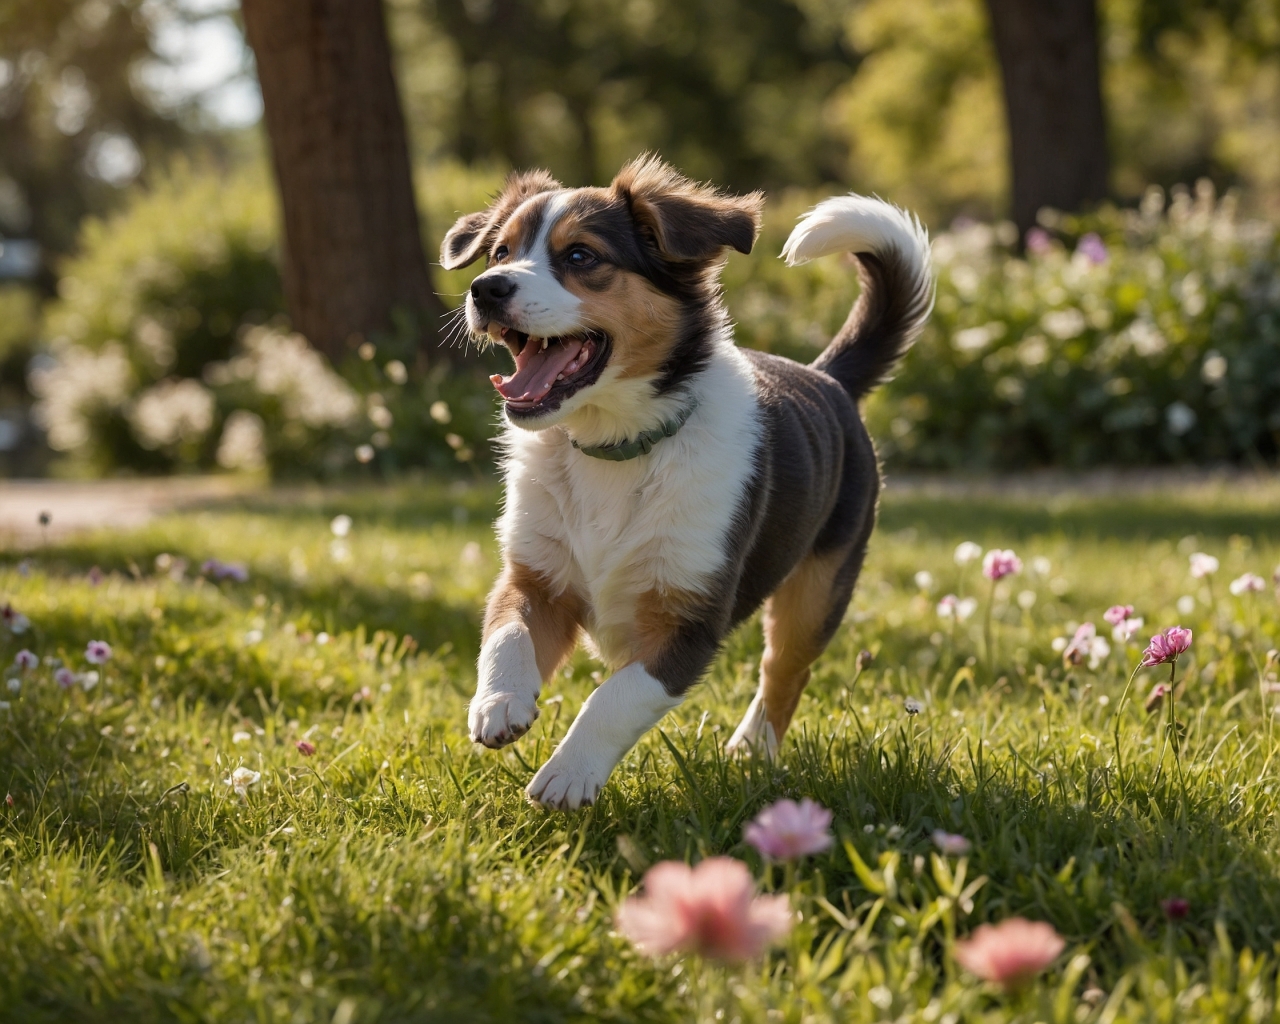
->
[1, 479, 1278, 1022]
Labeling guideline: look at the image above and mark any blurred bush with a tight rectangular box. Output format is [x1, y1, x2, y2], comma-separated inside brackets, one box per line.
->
[868, 183, 1280, 469]
[28, 162, 505, 478]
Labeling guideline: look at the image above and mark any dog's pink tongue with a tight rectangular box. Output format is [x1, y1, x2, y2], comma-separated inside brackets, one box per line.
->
[491, 338, 584, 404]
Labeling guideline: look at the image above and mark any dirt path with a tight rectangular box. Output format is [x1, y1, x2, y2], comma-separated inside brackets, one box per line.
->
[0, 477, 259, 548]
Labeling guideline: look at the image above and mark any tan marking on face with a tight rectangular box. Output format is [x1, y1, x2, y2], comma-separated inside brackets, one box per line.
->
[484, 561, 585, 680]
[633, 586, 707, 668]
[757, 543, 856, 740]
[562, 265, 684, 382]
[491, 198, 549, 263]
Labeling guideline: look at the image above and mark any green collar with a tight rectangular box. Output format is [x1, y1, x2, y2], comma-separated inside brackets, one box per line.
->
[571, 397, 700, 461]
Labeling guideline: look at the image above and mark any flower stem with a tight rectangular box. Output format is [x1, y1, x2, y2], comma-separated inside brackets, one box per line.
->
[984, 578, 996, 676]
[1113, 660, 1143, 798]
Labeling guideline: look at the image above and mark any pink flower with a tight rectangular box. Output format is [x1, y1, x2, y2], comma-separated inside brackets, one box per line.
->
[1141, 627, 1193, 668]
[13, 650, 37, 672]
[85, 640, 113, 665]
[1103, 605, 1134, 626]
[295, 740, 316, 756]
[1229, 573, 1266, 596]
[937, 594, 958, 617]
[1076, 232, 1108, 265]
[1025, 227, 1054, 255]
[744, 798, 833, 860]
[1062, 622, 1096, 666]
[1112, 616, 1144, 643]
[1189, 552, 1219, 578]
[982, 549, 1022, 581]
[953, 918, 1065, 988]
[1161, 897, 1190, 921]
[616, 858, 792, 961]
[932, 830, 971, 856]
[55, 667, 76, 689]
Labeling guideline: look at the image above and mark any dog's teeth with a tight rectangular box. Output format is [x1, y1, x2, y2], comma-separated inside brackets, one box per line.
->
[540, 338, 548, 351]
[556, 374, 564, 381]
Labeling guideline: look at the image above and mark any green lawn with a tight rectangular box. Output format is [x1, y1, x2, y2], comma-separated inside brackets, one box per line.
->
[2, 476, 1280, 1023]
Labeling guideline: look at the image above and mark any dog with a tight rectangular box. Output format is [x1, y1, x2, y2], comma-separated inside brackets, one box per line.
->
[440, 155, 932, 809]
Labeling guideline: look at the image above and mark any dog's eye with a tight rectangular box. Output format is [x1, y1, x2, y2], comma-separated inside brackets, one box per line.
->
[567, 247, 598, 268]
[492, 245, 509, 262]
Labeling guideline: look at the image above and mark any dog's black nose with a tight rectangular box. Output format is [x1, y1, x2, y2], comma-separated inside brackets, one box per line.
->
[471, 274, 517, 305]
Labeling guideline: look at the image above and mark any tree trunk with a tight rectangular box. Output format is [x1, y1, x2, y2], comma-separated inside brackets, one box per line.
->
[984, 0, 1109, 238]
[241, 0, 446, 364]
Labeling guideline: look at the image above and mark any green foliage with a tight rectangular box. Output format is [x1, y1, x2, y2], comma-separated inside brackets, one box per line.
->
[388, 0, 854, 191]
[1, 480, 1279, 1019]
[0, 0, 196, 275]
[871, 183, 1280, 469]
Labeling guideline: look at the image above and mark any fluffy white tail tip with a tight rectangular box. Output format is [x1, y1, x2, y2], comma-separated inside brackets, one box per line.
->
[781, 194, 930, 268]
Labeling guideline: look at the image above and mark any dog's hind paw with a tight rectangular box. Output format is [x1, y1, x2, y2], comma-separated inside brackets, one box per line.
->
[469, 692, 540, 749]
[725, 693, 778, 758]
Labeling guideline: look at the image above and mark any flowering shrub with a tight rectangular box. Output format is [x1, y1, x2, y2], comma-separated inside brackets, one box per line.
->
[867, 183, 1280, 468]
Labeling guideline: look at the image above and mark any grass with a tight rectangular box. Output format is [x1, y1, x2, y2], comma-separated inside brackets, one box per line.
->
[1, 476, 1279, 1023]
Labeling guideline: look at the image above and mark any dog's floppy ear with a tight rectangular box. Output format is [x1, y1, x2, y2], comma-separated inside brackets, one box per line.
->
[440, 169, 562, 270]
[612, 154, 763, 261]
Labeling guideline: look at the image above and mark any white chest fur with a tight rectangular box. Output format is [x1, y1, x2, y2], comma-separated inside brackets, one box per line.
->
[496, 342, 762, 668]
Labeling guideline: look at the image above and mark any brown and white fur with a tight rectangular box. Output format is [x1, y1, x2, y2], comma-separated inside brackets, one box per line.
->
[441, 156, 932, 809]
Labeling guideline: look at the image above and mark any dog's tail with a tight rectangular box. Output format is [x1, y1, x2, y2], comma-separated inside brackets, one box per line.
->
[782, 195, 933, 401]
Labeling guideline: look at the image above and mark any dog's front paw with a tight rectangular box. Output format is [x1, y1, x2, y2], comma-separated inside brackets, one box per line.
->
[469, 690, 540, 749]
[526, 755, 607, 810]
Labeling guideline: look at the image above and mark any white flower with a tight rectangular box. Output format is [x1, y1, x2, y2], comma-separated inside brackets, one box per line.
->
[904, 697, 924, 715]
[937, 595, 957, 617]
[1176, 595, 1196, 615]
[1189, 553, 1219, 578]
[6, 678, 19, 694]
[954, 541, 983, 566]
[329, 540, 351, 563]
[28, 342, 135, 452]
[0, 701, 10, 711]
[1031, 556, 1052, 577]
[216, 410, 267, 471]
[225, 766, 261, 797]
[1230, 573, 1266, 596]
[1112, 617, 1144, 643]
[1052, 636, 1068, 652]
[955, 597, 978, 622]
[429, 401, 452, 424]
[81, 671, 99, 691]
[330, 514, 353, 538]
[128, 378, 215, 451]
[1087, 636, 1111, 670]
[914, 570, 935, 592]
[232, 730, 251, 744]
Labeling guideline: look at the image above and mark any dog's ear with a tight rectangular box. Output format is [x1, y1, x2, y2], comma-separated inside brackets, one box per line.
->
[611, 154, 763, 261]
[440, 169, 562, 270]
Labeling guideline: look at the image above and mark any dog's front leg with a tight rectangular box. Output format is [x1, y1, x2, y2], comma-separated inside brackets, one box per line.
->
[470, 563, 581, 749]
[526, 662, 683, 810]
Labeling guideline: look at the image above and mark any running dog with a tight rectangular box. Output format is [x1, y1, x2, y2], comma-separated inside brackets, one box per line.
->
[441, 155, 932, 809]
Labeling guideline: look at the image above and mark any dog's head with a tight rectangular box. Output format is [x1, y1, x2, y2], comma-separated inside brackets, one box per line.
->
[441, 155, 762, 431]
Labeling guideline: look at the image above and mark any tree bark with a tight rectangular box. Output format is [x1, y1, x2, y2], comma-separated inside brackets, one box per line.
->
[241, 0, 446, 364]
[984, 0, 1109, 238]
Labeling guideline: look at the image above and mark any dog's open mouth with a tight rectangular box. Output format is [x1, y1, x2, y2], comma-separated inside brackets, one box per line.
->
[488, 326, 610, 416]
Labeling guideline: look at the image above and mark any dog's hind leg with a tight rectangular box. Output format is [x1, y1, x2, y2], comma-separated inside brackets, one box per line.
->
[470, 562, 583, 749]
[727, 542, 862, 755]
